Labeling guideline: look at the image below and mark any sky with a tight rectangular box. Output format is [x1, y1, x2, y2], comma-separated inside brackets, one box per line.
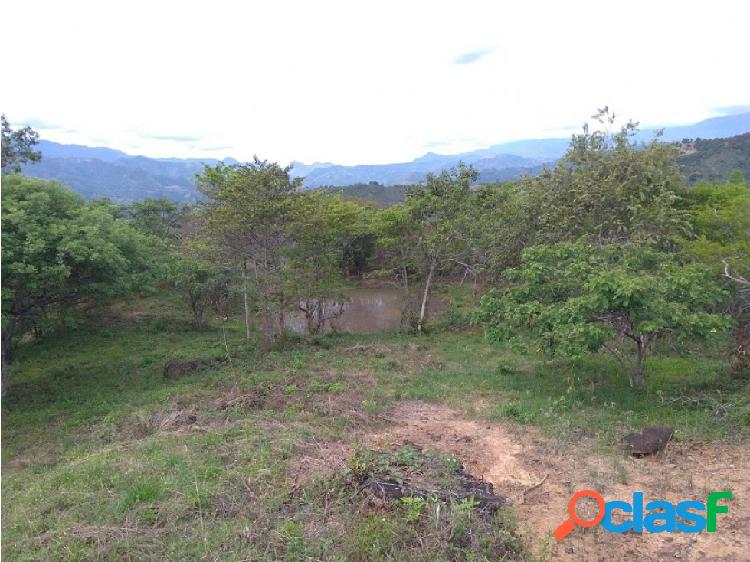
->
[4, 0, 749, 165]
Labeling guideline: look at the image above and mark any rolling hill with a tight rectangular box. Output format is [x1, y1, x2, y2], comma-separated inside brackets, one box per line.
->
[20, 112, 750, 202]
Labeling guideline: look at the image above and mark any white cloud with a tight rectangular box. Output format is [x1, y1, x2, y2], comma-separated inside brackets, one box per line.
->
[4, 0, 749, 165]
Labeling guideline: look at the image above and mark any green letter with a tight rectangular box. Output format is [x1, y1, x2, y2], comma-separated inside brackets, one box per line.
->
[706, 491, 732, 532]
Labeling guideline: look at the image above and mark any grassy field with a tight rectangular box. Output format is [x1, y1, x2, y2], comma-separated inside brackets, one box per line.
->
[2, 289, 748, 561]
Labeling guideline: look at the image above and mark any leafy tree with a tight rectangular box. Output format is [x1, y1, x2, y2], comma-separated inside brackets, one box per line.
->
[680, 178, 750, 263]
[728, 169, 747, 186]
[373, 203, 418, 289]
[197, 157, 301, 341]
[405, 163, 481, 332]
[1, 115, 41, 174]
[519, 108, 688, 247]
[126, 198, 183, 241]
[479, 242, 730, 387]
[680, 177, 750, 372]
[469, 181, 529, 280]
[170, 255, 233, 329]
[340, 229, 376, 277]
[1, 177, 158, 392]
[285, 192, 367, 333]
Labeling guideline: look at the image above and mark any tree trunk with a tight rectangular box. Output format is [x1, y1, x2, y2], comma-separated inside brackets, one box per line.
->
[190, 295, 205, 329]
[241, 260, 251, 341]
[630, 336, 646, 388]
[2, 320, 15, 396]
[417, 260, 436, 334]
[278, 290, 286, 345]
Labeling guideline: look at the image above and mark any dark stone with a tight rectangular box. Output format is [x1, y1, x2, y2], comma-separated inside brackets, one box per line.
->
[623, 426, 674, 455]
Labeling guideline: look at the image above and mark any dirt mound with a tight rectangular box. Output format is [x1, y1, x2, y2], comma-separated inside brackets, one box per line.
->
[368, 402, 537, 497]
[123, 408, 200, 438]
[354, 446, 510, 510]
[367, 401, 750, 561]
[287, 441, 352, 487]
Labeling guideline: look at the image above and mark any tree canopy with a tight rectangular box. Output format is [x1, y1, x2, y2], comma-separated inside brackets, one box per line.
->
[1, 176, 160, 390]
[1, 115, 41, 174]
[479, 242, 730, 386]
[518, 110, 688, 247]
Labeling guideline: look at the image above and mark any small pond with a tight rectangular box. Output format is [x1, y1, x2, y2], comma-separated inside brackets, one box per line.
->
[281, 286, 443, 334]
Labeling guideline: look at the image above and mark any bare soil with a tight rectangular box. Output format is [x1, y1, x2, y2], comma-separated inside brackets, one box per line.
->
[362, 401, 750, 561]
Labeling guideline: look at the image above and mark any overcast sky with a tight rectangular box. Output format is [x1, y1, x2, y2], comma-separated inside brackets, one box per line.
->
[4, 0, 749, 165]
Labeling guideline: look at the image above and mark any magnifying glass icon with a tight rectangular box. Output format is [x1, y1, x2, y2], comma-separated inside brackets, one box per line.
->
[553, 489, 605, 540]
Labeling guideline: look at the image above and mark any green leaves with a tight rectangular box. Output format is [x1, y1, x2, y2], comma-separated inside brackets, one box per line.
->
[2, 176, 162, 349]
[517, 117, 688, 249]
[479, 242, 731, 384]
[1, 115, 41, 175]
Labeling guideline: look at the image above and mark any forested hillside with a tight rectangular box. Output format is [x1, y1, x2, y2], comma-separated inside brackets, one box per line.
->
[324, 182, 408, 206]
[678, 133, 750, 184]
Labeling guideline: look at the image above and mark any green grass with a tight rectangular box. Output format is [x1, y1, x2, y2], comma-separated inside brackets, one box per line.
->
[406, 334, 748, 446]
[2, 289, 747, 560]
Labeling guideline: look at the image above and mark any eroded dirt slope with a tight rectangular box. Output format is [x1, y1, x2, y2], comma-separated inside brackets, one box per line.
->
[364, 402, 749, 561]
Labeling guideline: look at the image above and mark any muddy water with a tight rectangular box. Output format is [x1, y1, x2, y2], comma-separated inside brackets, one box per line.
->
[284, 286, 440, 334]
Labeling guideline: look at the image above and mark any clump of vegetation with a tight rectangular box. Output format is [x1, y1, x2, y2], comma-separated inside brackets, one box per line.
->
[480, 242, 730, 386]
[1, 175, 160, 392]
[347, 447, 524, 561]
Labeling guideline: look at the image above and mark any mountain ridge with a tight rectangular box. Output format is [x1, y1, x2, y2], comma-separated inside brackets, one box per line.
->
[21, 112, 750, 202]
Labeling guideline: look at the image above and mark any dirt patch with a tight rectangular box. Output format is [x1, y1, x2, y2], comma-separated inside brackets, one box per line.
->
[163, 357, 225, 380]
[342, 343, 393, 356]
[287, 441, 352, 487]
[218, 387, 268, 411]
[354, 446, 510, 509]
[368, 401, 750, 561]
[124, 409, 201, 438]
[368, 402, 537, 496]
[36, 525, 165, 559]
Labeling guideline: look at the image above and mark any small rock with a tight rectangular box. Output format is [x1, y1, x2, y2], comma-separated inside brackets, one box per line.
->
[623, 426, 673, 456]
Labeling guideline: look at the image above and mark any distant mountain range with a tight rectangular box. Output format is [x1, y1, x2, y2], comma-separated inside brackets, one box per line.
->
[21, 112, 750, 203]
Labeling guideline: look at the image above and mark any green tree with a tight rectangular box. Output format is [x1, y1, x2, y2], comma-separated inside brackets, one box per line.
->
[680, 178, 750, 267]
[680, 178, 750, 372]
[405, 163, 481, 332]
[479, 242, 730, 387]
[285, 191, 368, 333]
[519, 108, 687, 247]
[373, 203, 418, 289]
[126, 198, 183, 241]
[1, 176, 158, 392]
[170, 255, 234, 329]
[197, 157, 300, 341]
[1, 115, 41, 174]
[465, 181, 529, 282]
[728, 169, 747, 186]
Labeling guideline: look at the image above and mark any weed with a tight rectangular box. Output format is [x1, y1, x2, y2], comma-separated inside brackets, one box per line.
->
[401, 496, 426, 522]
